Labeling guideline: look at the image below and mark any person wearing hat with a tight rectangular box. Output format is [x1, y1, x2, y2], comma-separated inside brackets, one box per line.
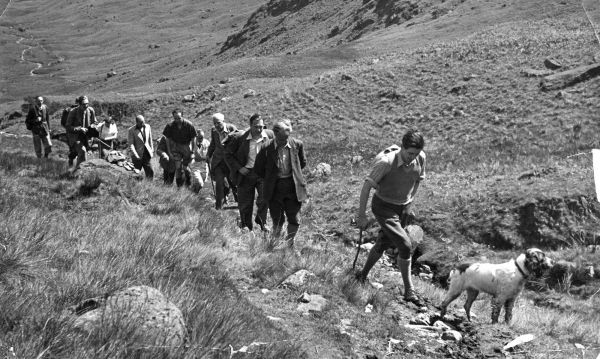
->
[255, 119, 308, 246]
[25, 96, 52, 159]
[65, 95, 97, 169]
[128, 115, 154, 179]
[207, 113, 237, 209]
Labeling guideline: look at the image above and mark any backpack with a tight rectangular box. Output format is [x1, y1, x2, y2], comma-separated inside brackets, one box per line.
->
[374, 144, 401, 163]
[61, 106, 75, 127]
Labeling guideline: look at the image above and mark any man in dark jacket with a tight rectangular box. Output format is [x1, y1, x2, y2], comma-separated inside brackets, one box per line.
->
[207, 113, 237, 209]
[65, 95, 97, 169]
[255, 120, 308, 246]
[25, 96, 52, 158]
[225, 113, 273, 231]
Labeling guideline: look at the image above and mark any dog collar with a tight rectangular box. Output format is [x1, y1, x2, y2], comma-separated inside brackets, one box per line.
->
[515, 259, 529, 278]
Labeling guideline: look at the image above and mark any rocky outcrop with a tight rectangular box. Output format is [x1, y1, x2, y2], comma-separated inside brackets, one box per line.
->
[540, 63, 600, 91]
[73, 285, 186, 348]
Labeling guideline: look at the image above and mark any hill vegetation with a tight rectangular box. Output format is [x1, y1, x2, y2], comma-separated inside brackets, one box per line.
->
[1, 0, 600, 357]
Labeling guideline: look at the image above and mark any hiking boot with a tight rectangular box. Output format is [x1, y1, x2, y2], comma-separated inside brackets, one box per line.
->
[354, 272, 367, 284]
[403, 290, 425, 307]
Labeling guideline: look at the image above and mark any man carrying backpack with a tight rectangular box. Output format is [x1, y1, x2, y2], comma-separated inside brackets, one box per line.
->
[65, 95, 97, 169]
[355, 129, 426, 306]
[25, 96, 52, 159]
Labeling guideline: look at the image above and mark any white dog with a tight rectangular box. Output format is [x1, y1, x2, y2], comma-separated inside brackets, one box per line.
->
[439, 248, 553, 323]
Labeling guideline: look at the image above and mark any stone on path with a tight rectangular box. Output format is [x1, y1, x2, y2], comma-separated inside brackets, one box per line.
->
[280, 269, 315, 288]
[296, 292, 327, 314]
[441, 330, 463, 342]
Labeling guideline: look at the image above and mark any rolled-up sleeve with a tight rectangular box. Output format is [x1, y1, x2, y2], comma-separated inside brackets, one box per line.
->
[418, 152, 426, 181]
[365, 160, 390, 189]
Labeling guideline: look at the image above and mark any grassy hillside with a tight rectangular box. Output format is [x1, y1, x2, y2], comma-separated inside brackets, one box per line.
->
[2, 0, 600, 357]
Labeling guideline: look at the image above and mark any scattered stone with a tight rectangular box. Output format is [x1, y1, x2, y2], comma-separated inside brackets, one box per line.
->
[540, 63, 600, 91]
[409, 313, 431, 326]
[432, 320, 453, 331]
[266, 315, 283, 322]
[72, 286, 185, 348]
[280, 269, 315, 288]
[243, 89, 257, 98]
[419, 273, 433, 281]
[449, 83, 468, 95]
[106, 70, 117, 78]
[341, 74, 353, 81]
[311, 162, 332, 178]
[544, 58, 563, 70]
[182, 94, 196, 103]
[441, 330, 463, 342]
[360, 242, 374, 252]
[365, 304, 374, 313]
[420, 264, 432, 274]
[370, 282, 384, 290]
[521, 68, 553, 77]
[462, 74, 478, 81]
[453, 109, 465, 117]
[351, 155, 363, 165]
[296, 293, 327, 314]
[261, 288, 270, 294]
[219, 78, 232, 84]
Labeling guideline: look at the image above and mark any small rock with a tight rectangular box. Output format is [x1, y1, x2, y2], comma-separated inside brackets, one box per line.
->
[341, 74, 353, 81]
[419, 273, 433, 281]
[106, 70, 117, 78]
[351, 155, 363, 165]
[521, 68, 553, 77]
[243, 89, 257, 98]
[420, 264, 432, 274]
[365, 304, 374, 313]
[372, 58, 380, 64]
[296, 294, 327, 313]
[442, 330, 462, 342]
[360, 242, 374, 252]
[417, 306, 428, 313]
[449, 83, 468, 95]
[280, 269, 315, 288]
[453, 109, 465, 117]
[544, 58, 562, 70]
[261, 288, 270, 294]
[182, 94, 196, 103]
[409, 313, 430, 326]
[311, 162, 331, 178]
[370, 282, 384, 290]
[267, 316, 283, 321]
[432, 320, 452, 331]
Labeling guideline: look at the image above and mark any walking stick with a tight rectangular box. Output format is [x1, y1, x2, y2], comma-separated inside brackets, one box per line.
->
[352, 228, 363, 270]
[207, 158, 216, 199]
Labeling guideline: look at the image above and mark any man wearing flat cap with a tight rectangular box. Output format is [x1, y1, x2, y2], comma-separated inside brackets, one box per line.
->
[65, 95, 97, 169]
[207, 113, 237, 209]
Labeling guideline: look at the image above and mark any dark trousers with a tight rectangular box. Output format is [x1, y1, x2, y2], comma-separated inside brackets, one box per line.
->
[213, 162, 231, 209]
[163, 169, 175, 185]
[269, 177, 302, 241]
[132, 150, 154, 179]
[237, 171, 268, 231]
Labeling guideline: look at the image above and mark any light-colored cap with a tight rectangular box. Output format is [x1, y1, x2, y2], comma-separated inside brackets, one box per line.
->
[79, 96, 89, 104]
[212, 113, 224, 122]
[135, 115, 145, 121]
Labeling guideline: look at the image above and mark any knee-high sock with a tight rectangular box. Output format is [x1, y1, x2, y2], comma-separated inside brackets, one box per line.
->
[398, 257, 414, 296]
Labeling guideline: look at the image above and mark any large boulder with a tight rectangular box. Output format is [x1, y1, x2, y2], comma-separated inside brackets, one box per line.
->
[73, 285, 186, 348]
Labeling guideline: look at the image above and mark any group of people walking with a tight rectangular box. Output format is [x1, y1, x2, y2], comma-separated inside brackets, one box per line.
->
[25, 95, 427, 303]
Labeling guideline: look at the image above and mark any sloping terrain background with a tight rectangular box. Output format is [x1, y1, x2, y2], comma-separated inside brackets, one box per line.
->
[1, 0, 600, 357]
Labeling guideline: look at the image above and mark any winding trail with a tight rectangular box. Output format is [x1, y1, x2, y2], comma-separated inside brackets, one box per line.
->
[16, 37, 43, 76]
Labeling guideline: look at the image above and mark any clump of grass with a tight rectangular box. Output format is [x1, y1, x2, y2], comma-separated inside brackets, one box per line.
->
[77, 173, 102, 196]
[338, 274, 362, 305]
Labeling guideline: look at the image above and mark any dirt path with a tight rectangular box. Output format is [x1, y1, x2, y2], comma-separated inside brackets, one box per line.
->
[16, 37, 43, 76]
